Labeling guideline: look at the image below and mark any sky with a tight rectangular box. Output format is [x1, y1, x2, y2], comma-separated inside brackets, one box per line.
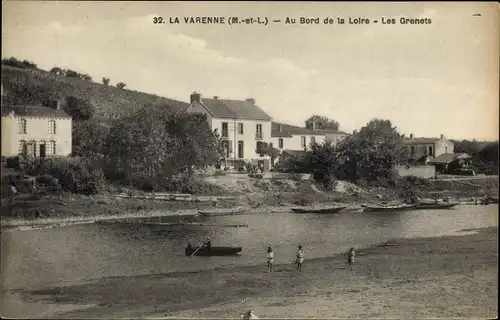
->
[2, 1, 499, 140]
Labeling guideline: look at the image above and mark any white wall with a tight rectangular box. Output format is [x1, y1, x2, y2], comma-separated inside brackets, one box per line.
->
[271, 134, 326, 152]
[1, 114, 72, 157]
[212, 117, 272, 161]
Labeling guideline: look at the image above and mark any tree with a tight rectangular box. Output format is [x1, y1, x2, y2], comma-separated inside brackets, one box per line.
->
[81, 74, 93, 81]
[452, 139, 481, 155]
[72, 121, 110, 157]
[102, 77, 110, 85]
[334, 118, 408, 184]
[116, 82, 127, 89]
[50, 67, 64, 75]
[255, 142, 281, 166]
[105, 105, 219, 187]
[305, 115, 340, 131]
[65, 69, 80, 78]
[63, 96, 96, 121]
[302, 142, 338, 189]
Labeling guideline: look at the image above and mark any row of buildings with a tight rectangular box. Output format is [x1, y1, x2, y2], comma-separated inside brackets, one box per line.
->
[1, 86, 465, 173]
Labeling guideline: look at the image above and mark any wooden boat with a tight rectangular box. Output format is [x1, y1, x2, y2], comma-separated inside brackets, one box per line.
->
[363, 204, 417, 212]
[198, 209, 247, 217]
[415, 203, 457, 210]
[291, 206, 346, 214]
[185, 246, 242, 256]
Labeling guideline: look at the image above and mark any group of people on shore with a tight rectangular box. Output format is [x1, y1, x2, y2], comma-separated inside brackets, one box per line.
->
[265, 245, 356, 272]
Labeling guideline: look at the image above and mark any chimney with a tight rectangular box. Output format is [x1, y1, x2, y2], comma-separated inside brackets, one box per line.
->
[56, 99, 62, 110]
[410, 133, 414, 139]
[190, 91, 202, 103]
[279, 124, 283, 132]
[312, 119, 316, 131]
[353, 129, 357, 135]
[213, 96, 219, 100]
[245, 98, 255, 105]
[440, 134, 445, 139]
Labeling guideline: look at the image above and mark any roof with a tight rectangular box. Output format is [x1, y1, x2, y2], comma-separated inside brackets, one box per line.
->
[271, 122, 347, 137]
[195, 99, 272, 121]
[1, 106, 71, 118]
[428, 153, 471, 164]
[404, 137, 440, 144]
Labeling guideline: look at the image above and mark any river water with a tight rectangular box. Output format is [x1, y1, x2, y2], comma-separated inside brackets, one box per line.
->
[1, 205, 497, 291]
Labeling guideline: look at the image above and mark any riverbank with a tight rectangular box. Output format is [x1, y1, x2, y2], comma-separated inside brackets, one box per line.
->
[2, 226, 497, 319]
[1, 175, 497, 230]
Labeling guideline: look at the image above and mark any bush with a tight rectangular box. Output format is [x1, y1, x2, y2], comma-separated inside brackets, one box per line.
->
[214, 169, 226, 177]
[25, 157, 104, 195]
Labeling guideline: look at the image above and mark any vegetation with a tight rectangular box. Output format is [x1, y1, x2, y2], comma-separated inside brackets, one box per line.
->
[280, 118, 409, 190]
[102, 77, 110, 85]
[255, 142, 281, 166]
[1, 63, 188, 119]
[450, 139, 499, 175]
[64, 96, 96, 120]
[116, 82, 126, 89]
[305, 114, 340, 131]
[104, 105, 220, 191]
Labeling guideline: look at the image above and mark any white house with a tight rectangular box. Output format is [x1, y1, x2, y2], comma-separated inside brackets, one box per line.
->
[185, 92, 273, 170]
[270, 122, 348, 164]
[1, 103, 73, 157]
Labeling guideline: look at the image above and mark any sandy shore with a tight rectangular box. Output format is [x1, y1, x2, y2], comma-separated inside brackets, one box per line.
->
[2, 226, 497, 319]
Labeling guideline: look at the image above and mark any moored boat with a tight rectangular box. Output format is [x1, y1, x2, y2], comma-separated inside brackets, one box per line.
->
[291, 206, 346, 214]
[363, 204, 417, 212]
[185, 246, 242, 256]
[198, 209, 247, 217]
[415, 203, 457, 210]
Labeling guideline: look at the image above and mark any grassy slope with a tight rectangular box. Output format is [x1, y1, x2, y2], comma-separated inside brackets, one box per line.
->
[1, 65, 189, 119]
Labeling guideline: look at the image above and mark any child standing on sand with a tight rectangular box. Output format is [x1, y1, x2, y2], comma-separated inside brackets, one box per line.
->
[296, 245, 304, 271]
[266, 247, 274, 272]
[347, 247, 355, 270]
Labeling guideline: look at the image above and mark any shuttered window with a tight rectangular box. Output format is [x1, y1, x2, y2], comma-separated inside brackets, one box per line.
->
[18, 119, 27, 134]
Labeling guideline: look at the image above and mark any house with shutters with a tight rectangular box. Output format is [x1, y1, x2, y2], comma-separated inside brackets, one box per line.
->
[1, 85, 72, 157]
[185, 92, 273, 170]
[270, 121, 348, 163]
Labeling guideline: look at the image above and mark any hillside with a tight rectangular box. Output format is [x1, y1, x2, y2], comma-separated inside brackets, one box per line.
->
[1, 65, 189, 119]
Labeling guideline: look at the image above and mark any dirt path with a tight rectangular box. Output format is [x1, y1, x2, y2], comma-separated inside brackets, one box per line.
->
[2, 227, 497, 319]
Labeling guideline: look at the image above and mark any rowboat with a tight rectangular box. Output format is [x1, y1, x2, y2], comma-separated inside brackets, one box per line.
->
[362, 204, 417, 212]
[185, 246, 242, 256]
[198, 209, 247, 217]
[415, 203, 457, 210]
[291, 206, 346, 214]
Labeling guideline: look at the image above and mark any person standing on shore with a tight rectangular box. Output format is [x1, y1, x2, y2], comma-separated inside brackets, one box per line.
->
[266, 246, 274, 272]
[296, 245, 304, 271]
[347, 247, 355, 270]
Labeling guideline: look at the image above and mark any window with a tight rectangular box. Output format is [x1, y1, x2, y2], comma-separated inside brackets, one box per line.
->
[311, 136, 316, 144]
[256, 141, 263, 150]
[50, 141, 56, 155]
[19, 140, 27, 155]
[410, 146, 415, 155]
[238, 123, 244, 135]
[238, 141, 244, 159]
[278, 138, 283, 149]
[428, 146, 433, 156]
[221, 122, 229, 138]
[19, 118, 27, 134]
[49, 120, 56, 134]
[221, 140, 231, 158]
[301, 136, 306, 149]
[255, 124, 262, 140]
